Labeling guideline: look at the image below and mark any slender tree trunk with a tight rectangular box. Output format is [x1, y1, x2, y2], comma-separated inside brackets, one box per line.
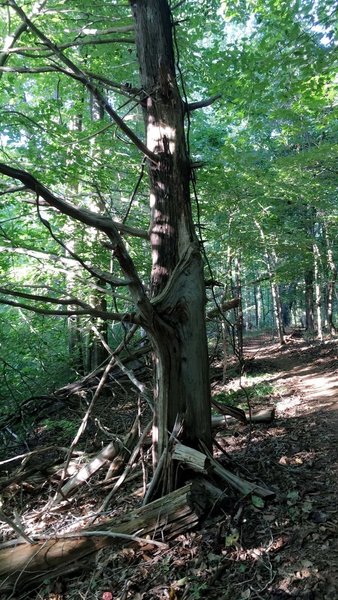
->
[271, 282, 285, 344]
[234, 257, 243, 361]
[66, 112, 86, 374]
[89, 286, 109, 370]
[131, 0, 212, 469]
[313, 243, 323, 340]
[304, 268, 315, 334]
[86, 91, 110, 369]
[323, 224, 337, 336]
[254, 285, 259, 328]
[255, 221, 284, 344]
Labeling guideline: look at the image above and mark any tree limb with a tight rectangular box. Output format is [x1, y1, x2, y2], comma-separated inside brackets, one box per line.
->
[5, 36, 135, 55]
[207, 297, 240, 319]
[0, 298, 139, 322]
[186, 94, 222, 112]
[7, 0, 158, 163]
[0, 0, 47, 71]
[71, 25, 135, 36]
[0, 163, 153, 323]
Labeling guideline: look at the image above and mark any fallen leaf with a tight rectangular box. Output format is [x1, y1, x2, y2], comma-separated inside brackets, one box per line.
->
[252, 495, 265, 509]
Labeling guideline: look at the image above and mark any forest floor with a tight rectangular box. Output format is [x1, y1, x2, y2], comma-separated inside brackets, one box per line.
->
[0, 333, 337, 600]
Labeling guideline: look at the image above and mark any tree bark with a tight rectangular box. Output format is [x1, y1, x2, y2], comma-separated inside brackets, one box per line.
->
[313, 243, 323, 340]
[130, 0, 212, 468]
[255, 221, 285, 344]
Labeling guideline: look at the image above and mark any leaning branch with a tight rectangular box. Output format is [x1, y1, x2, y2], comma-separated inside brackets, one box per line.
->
[0, 66, 141, 98]
[207, 297, 240, 319]
[0, 0, 47, 71]
[69, 25, 135, 36]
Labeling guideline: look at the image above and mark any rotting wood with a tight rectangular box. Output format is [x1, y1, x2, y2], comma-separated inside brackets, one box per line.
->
[104, 415, 140, 480]
[199, 442, 275, 500]
[172, 443, 275, 500]
[55, 439, 122, 501]
[211, 398, 247, 423]
[100, 420, 152, 512]
[172, 443, 210, 473]
[0, 479, 211, 593]
[56, 416, 141, 501]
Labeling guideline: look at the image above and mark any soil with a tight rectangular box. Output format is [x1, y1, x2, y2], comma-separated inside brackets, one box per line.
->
[0, 334, 337, 599]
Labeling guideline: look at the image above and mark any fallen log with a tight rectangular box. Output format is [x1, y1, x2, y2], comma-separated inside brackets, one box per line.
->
[212, 406, 275, 427]
[0, 479, 211, 593]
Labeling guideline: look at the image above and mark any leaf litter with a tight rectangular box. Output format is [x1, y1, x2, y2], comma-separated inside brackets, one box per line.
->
[0, 334, 337, 599]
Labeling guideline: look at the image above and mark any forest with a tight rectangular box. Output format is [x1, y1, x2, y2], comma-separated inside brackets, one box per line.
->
[0, 0, 337, 598]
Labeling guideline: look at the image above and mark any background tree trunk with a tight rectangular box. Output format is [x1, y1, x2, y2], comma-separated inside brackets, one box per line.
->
[304, 268, 315, 334]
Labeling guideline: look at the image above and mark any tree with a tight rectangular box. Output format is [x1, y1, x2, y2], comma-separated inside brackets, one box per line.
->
[0, 0, 213, 489]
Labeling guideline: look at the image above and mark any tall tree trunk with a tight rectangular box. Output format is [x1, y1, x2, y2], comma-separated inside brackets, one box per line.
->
[255, 221, 285, 344]
[233, 257, 243, 361]
[66, 112, 86, 375]
[131, 0, 212, 469]
[253, 285, 263, 329]
[89, 286, 109, 370]
[313, 243, 323, 340]
[271, 282, 285, 344]
[304, 268, 315, 334]
[323, 224, 337, 336]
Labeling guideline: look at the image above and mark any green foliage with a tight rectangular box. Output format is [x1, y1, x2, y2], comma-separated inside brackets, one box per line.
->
[0, 0, 337, 407]
[213, 379, 275, 409]
[40, 417, 78, 442]
[0, 307, 70, 405]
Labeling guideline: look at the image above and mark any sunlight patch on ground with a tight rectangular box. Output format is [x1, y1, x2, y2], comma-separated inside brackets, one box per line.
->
[276, 395, 302, 413]
[302, 374, 338, 400]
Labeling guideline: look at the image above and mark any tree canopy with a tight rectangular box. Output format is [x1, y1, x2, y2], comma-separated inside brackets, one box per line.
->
[0, 0, 337, 401]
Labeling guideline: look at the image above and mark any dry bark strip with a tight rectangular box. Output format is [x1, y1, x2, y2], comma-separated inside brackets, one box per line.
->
[173, 443, 275, 500]
[56, 418, 140, 501]
[0, 479, 211, 593]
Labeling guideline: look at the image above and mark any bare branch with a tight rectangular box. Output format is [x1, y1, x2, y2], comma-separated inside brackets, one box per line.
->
[0, 185, 26, 196]
[186, 94, 222, 112]
[207, 298, 240, 319]
[6, 0, 158, 163]
[69, 25, 134, 36]
[0, 295, 139, 323]
[0, 245, 75, 265]
[0, 163, 153, 324]
[5, 36, 135, 55]
[0, 0, 47, 71]
[0, 66, 140, 98]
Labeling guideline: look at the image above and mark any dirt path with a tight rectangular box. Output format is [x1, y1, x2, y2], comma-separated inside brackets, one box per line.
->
[238, 336, 338, 599]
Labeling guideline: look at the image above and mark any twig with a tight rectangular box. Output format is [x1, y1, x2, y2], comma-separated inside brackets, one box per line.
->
[33, 529, 168, 549]
[99, 420, 152, 513]
[0, 511, 34, 545]
[53, 353, 119, 502]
